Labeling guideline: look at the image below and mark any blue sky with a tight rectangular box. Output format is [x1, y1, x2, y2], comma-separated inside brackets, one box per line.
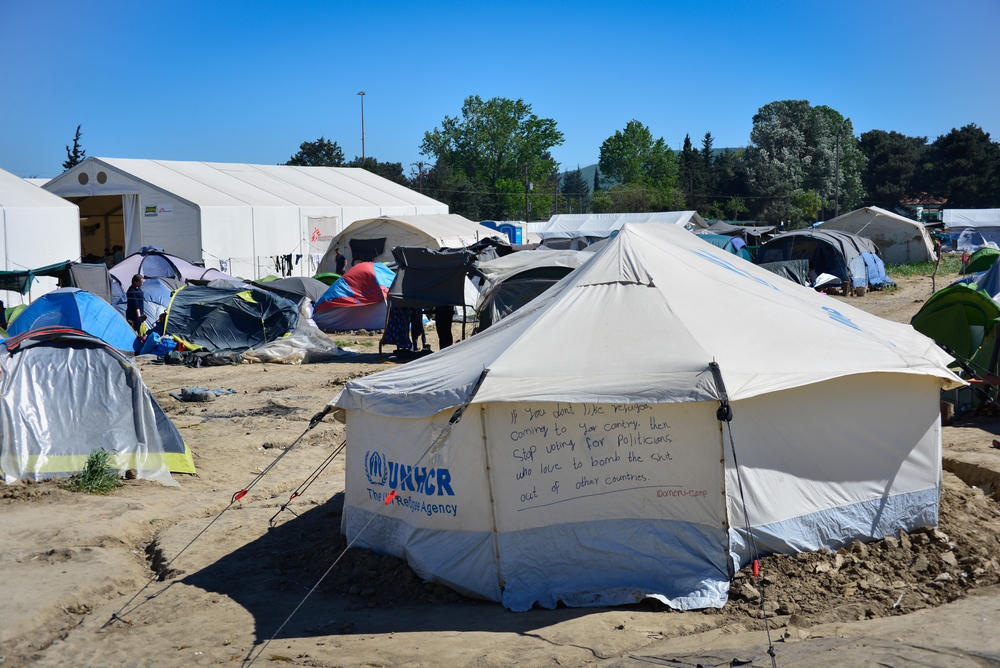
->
[2, 0, 998, 179]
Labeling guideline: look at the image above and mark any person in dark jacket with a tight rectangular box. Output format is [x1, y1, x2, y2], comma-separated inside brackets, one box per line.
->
[125, 274, 145, 333]
[334, 248, 347, 275]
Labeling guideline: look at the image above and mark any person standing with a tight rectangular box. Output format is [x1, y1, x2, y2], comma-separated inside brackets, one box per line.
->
[126, 274, 145, 334]
[434, 304, 455, 349]
[334, 248, 347, 275]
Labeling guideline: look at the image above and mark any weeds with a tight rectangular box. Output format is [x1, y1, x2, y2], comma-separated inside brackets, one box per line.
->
[63, 448, 123, 495]
[886, 256, 963, 278]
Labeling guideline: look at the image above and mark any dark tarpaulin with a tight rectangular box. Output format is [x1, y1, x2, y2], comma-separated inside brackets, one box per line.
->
[0, 261, 73, 295]
[349, 238, 386, 264]
[249, 276, 329, 304]
[164, 285, 299, 350]
[387, 246, 473, 309]
[758, 259, 810, 286]
[64, 264, 113, 303]
[0, 261, 113, 302]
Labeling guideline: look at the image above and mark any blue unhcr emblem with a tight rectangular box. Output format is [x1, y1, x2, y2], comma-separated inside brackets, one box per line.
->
[365, 451, 388, 486]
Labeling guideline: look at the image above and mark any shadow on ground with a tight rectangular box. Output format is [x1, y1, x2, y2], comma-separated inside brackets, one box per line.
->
[178, 492, 626, 644]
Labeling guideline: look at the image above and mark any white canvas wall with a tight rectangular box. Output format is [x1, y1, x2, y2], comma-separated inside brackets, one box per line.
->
[0, 169, 80, 306]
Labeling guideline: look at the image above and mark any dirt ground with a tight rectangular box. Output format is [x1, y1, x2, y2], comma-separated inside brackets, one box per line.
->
[4, 275, 1000, 667]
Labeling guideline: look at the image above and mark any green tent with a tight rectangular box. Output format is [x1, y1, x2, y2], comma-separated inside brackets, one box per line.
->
[911, 282, 1000, 369]
[313, 272, 341, 286]
[963, 248, 1000, 275]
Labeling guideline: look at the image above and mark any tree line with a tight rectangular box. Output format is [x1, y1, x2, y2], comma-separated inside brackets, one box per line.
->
[285, 95, 999, 227]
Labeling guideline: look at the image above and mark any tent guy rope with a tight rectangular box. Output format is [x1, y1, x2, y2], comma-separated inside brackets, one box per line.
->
[101, 405, 334, 630]
[244, 368, 490, 667]
[710, 361, 777, 668]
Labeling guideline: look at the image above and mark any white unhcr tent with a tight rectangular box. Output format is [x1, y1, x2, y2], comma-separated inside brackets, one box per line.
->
[533, 211, 709, 246]
[43, 158, 447, 280]
[820, 206, 936, 263]
[329, 223, 961, 611]
[0, 167, 81, 306]
[317, 214, 494, 271]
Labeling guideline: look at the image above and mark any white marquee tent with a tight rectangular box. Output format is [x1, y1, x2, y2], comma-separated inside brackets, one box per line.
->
[317, 214, 495, 272]
[531, 211, 709, 244]
[0, 168, 80, 305]
[43, 158, 447, 279]
[821, 206, 936, 264]
[329, 223, 960, 611]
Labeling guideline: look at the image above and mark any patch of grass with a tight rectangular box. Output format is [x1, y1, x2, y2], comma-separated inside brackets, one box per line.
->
[360, 341, 375, 347]
[63, 448, 123, 495]
[334, 340, 350, 347]
[886, 256, 963, 278]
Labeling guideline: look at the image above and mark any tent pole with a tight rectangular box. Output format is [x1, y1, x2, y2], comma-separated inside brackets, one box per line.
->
[462, 305, 466, 341]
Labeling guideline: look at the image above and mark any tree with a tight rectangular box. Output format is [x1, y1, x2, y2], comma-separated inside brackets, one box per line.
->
[414, 157, 493, 221]
[598, 121, 678, 191]
[420, 95, 564, 219]
[285, 137, 345, 166]
[561, 165, 590, 212]
[859, 130, 928, 212]
[593, 167, 601, 193]
[347, 156, 408, 186]
[925, 124, 1000, 208]
[745, 100, 866, 226]
[725, 197, 748, 221]
[677, 134, 700, 208]
[63, 125, 86, 170]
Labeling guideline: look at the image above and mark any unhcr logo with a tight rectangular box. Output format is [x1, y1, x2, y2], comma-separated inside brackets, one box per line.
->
[365, 451, 388, 486]
[363, 451, 455, 496]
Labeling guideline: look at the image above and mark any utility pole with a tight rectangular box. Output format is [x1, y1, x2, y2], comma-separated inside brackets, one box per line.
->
[357, 92, 366, 163]
[834, 134, 841, 218]
[554, 172, 560, 216]
[523, 164, 530, 223]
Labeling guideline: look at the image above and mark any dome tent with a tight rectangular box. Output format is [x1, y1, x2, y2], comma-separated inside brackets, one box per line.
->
[754, 229, 893, 290]
[317, 214, 494, 271]
[820, 206, 936, 264]
[6, 288, 138, 352]
[313, 262, 395, 331]
[112, 276, 183, 330]
[163, 285, 299, 350]
[0, 327, 193, 483]
[110, 247, 236, 286]
[328, 223, 960, 612]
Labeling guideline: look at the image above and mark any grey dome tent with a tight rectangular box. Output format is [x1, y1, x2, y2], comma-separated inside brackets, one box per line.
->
[754, 229, 893, 290]
[0, 327, 194, 483]
[163, 285, 299, 350]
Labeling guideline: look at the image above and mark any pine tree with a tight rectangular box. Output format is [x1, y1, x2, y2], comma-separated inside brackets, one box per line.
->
[593, 167, 601, 192]
[63, 125, 86, 170]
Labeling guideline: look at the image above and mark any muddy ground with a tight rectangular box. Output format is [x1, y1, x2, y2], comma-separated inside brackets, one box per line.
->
[3, 274, 1000, 667]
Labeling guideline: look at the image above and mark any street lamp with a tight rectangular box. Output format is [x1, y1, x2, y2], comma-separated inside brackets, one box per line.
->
[357, 92, 366, 163]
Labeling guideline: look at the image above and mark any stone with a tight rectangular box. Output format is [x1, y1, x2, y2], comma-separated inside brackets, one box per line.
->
[882, 536, 899, 550]
[940, 551, 959, 568]
[899, 530, 912, 550]
[849, 540, 869, 557]
[912, 555, 930, 573]
[777, 601, 800, 615]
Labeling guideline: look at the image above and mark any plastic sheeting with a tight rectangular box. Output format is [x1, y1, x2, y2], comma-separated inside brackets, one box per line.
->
[0, 333, 180, 484]
[243, 321, 351, 364]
